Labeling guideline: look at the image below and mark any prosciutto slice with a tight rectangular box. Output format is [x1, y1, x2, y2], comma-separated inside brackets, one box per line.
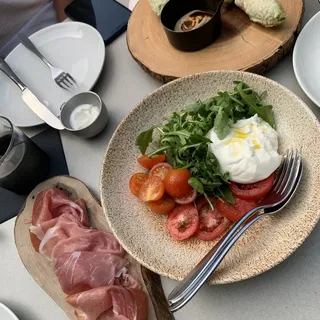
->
[32, 188, 89, 227]
[39, 226, 69, 258]
[30, 189, 91, 251]
[66, 286, 148, 320]
[31, 213, 92, 253]
[51, 231, 124, 262]
[113, 273, 140, 289]
[55, 252, 129, 295]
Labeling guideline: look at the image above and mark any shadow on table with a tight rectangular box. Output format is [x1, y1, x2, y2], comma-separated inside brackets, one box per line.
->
[0, 300, 47, 320]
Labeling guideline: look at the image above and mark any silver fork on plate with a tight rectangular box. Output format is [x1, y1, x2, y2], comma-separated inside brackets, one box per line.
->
[168, 149, 303, 312]
[18, 33, 77, 90]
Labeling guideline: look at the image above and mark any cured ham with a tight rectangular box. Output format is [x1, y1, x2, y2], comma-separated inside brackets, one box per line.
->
[32, 188, 89, 226]
[30, 213, 92, 253]
[30, 188, 148, 320]
[66, 286, 148, 320]
[55, 251, 129, 295]
[114, 273, 141, 289]
[51, 231, 124, 262]
[39, 226, 68, 257]
[30, 188, 90, 252]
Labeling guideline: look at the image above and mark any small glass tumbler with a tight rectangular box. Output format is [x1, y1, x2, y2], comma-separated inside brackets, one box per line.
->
[0, 117, 49, 194]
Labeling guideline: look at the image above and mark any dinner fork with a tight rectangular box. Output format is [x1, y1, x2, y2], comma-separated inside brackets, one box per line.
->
[18, 33, 77, 90]
[168, 149, 303, 312]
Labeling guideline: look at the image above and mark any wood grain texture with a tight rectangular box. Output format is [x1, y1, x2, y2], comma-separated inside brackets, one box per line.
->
[14, 176, 172, 320]
[127, 0, 304, 83]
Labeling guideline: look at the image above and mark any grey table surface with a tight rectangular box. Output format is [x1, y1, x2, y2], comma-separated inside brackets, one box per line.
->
[1, 1, 320, 319]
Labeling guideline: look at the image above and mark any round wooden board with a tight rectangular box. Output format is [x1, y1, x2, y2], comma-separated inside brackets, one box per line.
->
[127, 0, 304, 83]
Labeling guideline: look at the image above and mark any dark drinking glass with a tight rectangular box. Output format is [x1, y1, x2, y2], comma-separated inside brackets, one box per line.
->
[0, 117, 49, 194]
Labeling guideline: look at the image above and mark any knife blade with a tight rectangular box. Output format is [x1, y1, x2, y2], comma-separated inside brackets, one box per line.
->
[0, 58, 64, 130]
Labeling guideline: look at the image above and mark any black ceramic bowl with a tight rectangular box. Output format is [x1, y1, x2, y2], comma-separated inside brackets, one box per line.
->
[160, 0, 223, 52]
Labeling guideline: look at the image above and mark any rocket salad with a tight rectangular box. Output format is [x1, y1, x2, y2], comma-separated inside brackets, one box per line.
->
[129, 81, 279, 242]
[135, 81, 274, 203]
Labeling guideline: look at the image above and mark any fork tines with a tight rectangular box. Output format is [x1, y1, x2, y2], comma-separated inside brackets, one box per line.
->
[56, 72, 77, 90]
[273, 149, 302, 197]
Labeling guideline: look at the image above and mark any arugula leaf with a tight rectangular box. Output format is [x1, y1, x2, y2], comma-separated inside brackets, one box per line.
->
[214, 107, 231, 140]
[135, 127, 154, 154]
[189, 135, 212, 144]
[247, 104, 274, 128]
[236, 82, 275, 128]
[188, 177, 204, 194]
[218, 186, 235, 204]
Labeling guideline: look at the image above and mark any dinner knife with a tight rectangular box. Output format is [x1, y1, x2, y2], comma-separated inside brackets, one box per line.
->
[0, 58, 64, 130]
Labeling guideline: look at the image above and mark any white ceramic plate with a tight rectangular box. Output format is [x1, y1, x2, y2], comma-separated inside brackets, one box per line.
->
[0, 22, 105, 127]
[0, 303, 19, 320]
[293, 11, 320, 108]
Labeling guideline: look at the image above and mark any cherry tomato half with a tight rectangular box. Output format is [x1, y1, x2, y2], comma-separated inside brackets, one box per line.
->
[230, 173, 275, 201]
[138, 175, 164, 202]
[149, 162, 172, 180]
[195, 198, 231, 241]
[216, 197, 257, 222]
[167, 204, 199, 241]
[164, 169, 193, 198]
[195, 196, 216, 211]
[148, 194, 175, 214]
[174, 188, 197, 205]
[129, 173, 149, 197]
[137, 154, 166, 169]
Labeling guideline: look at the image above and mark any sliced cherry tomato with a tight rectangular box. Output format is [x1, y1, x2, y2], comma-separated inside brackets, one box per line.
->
[197, 215, 231, 241]
[167, 204, 199, 241]
[129, 173, 149, 197]
[230, 173, 275, 201]
[137, 154, 166, 169]
[216, 197, 257, 222]
[164, 169, 193, 198]
[195, 196, 216, 211]
[148, 194, 175, 214]
[174, 188, 197, 205]
[195, 198, 231, 241]
[149, 162, 173, 180]
[139, 175, 164, 202]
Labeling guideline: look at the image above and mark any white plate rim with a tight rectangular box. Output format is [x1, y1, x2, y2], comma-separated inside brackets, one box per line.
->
[3, 21, 105, 128]
[0, 303, 19, 320]
[293, 11, 320, 108]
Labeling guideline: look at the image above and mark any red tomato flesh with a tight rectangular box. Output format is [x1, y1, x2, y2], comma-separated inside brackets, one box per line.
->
[174, 188, 197, 205]
[164, 169, 193, 198]
[167, 204, 199, 241]
[138, 175, 164, 202]
[148, 194, 175, 214]
[230, 173, 274, 201]
[137, 154, 166, 169]
[129, 173, 149, 197]
[216, 197, 257, 222]
[196, 198, 231, 241]
[149, 162, 172, 180]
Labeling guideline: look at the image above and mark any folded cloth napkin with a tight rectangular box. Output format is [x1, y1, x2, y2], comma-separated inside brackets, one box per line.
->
[149, 0, 168, 15]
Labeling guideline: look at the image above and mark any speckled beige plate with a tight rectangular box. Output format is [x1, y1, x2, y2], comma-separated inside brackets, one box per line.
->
[100, 71, 320, 284]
